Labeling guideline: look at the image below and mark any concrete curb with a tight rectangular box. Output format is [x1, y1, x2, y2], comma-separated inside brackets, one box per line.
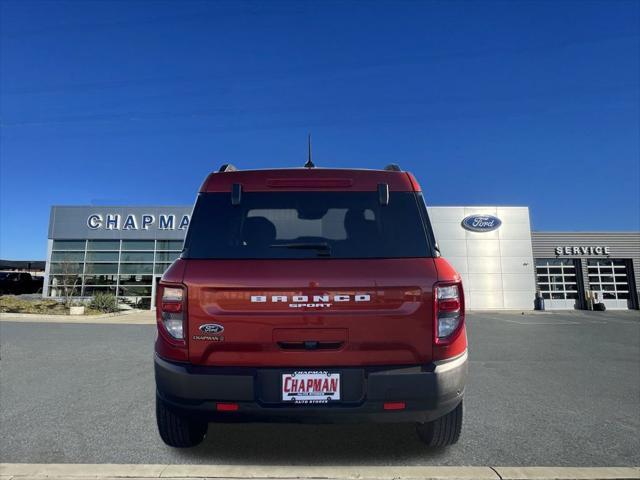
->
[0, 464, 638, 480]
[0, 310, 154, 324]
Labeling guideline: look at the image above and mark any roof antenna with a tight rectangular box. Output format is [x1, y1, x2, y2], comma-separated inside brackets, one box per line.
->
[304, 133, 315, 168]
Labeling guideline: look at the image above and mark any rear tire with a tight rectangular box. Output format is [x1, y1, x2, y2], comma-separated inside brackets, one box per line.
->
[156, 396, 207, 448]
[416, 401, 463, 447]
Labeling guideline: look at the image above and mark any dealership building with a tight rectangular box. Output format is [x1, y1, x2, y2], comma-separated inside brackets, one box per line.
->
[44, 205, 640, 311]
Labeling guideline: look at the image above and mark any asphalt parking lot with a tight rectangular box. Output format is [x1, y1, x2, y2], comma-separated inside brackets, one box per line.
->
[1, 311, 638, 466]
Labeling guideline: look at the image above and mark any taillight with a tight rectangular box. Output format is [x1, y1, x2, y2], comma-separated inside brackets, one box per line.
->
[433, 282, 464, 344]
[160, 285, 185, 340]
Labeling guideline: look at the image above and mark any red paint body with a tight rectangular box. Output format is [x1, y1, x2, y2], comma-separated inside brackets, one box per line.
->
[156, 168, 466, 367]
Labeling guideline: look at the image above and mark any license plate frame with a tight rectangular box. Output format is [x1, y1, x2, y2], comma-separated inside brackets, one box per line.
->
[281, 371, 341, 404]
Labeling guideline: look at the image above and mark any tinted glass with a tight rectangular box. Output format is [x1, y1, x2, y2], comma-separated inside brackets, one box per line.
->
[185, 192, 431, 259]
[83, 275, 117, 285]
[120, 263, 154, 274]
[52, 240, 85, 251]
[50, 262, 83, 274]
[84, 286, 116, 296]
[119, 274, 153, 285]
[120, 252, 154, 262]
[86, 252, 119, 262]
[121, 240, 155, 250]
[156, 240, 183, 250]
[87, 240, 120, 251]
[155, 251, 180, 262]
[51, 251, 85, 262]
[119, 285, 152, 296]
[85, 263, 118, 274]
[154, 263, 173, 274]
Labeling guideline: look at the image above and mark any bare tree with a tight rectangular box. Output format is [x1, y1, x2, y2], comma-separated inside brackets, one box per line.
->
[52, 259, 82, 308]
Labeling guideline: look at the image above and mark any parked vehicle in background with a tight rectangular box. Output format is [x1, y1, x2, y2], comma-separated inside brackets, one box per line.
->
[154, 164, 468, 448]
[0, 272, 43, 295]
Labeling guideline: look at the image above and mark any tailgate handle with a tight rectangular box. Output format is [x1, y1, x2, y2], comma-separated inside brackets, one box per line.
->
[277, 341, 344, 351]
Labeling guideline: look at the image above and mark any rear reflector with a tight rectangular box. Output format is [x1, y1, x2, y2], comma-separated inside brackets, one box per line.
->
[383, 401, 406, 411]
[216, 403, 239, 412]
[161, 302, 182, 313]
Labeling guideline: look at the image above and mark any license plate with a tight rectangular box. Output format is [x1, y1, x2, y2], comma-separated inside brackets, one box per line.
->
[281, 371, 340, 404]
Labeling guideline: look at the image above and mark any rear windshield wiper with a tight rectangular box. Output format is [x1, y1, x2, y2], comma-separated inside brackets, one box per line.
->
[270, 242, 331, 256]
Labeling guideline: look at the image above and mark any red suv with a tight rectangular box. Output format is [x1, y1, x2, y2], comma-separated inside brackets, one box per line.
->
[155, 164, 467, 448]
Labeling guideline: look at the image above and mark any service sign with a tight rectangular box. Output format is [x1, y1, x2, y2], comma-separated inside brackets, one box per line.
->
[461, 214, 502, 232]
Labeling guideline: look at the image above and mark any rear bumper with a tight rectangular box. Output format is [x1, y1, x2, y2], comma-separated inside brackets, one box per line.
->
[155, 351, 467, 424]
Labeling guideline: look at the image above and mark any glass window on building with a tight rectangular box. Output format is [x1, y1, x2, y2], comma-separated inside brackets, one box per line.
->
[121, 240, 155, 250]
[87, 240, 120, 251]
[154, 262, 173, 275]
[48, 275, 83, 297]
[86, 251, 119, 262]
[156, 240, 183, 251]
[119, 274, 153, 285]
[155, 251, 180, 263]
[120, 263, 154, 274]
[83, 274, 118, 286]
[51, 251, 85, 262]
[120, 251, 154, 263]
[48, 237, 183, 309]
[50, 262, 84, 274]
[85, 263, 119, 275]
[52, 240, 86, 251]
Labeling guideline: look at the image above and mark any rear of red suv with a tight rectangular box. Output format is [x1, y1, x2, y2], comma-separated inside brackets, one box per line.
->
[155, 165, 467, 448]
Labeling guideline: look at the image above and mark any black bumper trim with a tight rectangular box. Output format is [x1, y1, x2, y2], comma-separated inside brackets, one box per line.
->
[154, 352, 468, 424]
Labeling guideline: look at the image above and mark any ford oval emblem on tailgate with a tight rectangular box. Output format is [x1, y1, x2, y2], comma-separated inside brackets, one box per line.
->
[461, 214, 502, 232]
[199, 323, 224, 334]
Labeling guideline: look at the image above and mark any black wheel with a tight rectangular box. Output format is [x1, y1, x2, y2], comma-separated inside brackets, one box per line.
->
[156, 395, 207, 448]
[416, 401, 463, 447]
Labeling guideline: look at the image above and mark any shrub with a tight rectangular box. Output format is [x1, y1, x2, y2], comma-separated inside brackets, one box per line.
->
[89, 293, 118, 313]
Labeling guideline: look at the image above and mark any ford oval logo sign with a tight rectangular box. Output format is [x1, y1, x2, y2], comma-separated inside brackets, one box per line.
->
[199, 323, 224, 335]
[461, 214, 502, 232]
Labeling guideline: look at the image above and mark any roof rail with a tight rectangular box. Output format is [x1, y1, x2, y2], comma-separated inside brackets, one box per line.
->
[384, 164, 401, 172]
[218, 164, 238, 173]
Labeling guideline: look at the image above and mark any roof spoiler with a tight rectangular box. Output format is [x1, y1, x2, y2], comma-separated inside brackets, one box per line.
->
[218, 164, 237, 173]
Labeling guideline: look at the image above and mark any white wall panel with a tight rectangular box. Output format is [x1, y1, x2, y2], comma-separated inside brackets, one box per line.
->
[432, 222, 466, 240]
[467, 291, 504, 309]
[496, 207, 530, 223]
[427, 207, 465, 223]
[503, 291, 535, 309]
[465, 229, 500, 240]
[467, 273, 503, 292]
[468, 256, 502, 274]
[500, 256, 535, 274]
[500, 240, 533, 257]
[438, 239, 468, 257]
[499, 222, 532, 240]
[464, 207, 497, 216]
[501, 273, 536, 291]
[467, 239, 501, 257]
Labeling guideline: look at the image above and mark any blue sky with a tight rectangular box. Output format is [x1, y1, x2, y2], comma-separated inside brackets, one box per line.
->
[1, 0, 638, 260]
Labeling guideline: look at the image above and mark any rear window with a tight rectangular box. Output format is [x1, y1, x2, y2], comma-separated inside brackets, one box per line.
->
[184, 192, 433, 259]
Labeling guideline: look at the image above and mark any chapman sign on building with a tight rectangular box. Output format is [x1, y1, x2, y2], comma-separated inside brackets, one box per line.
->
[44, 205, 640, 311]
[86, 212, 190, 231]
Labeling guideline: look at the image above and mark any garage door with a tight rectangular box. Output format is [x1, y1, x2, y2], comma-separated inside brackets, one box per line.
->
[587, 259, 632, 310]
[536, 259, 580, 310]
